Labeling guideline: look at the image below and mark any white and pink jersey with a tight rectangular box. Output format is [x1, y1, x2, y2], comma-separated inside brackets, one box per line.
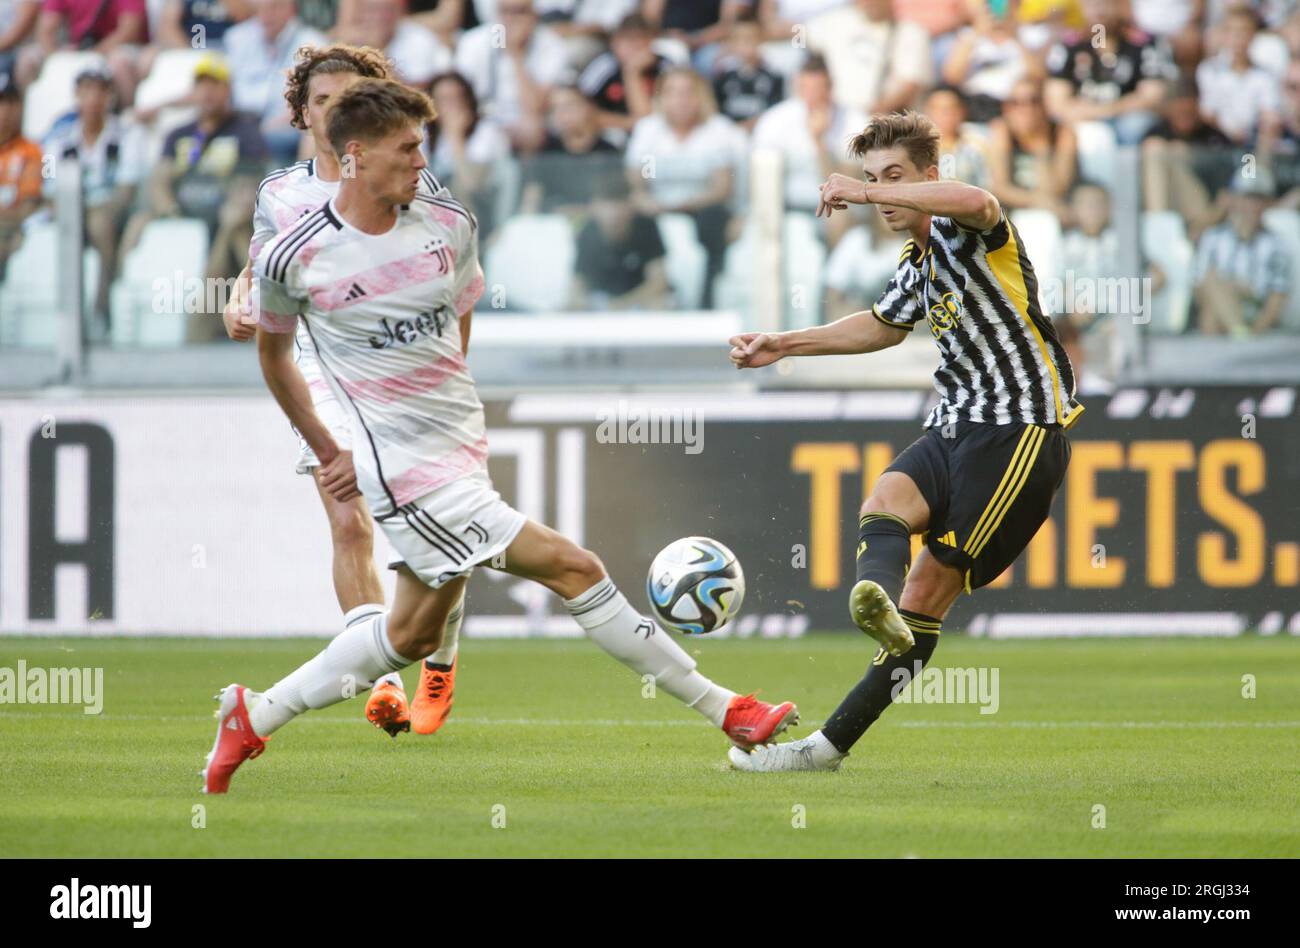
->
[250, 160, 442, 401]
[253, 191, 488, 520]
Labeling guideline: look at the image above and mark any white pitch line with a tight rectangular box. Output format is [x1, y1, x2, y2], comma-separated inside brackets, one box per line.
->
[1, 711, 1298, 729]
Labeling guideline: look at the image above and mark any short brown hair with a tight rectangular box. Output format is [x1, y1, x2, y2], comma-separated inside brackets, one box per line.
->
[848, 111, 941, 171]
[326, 77, 436, 157]
[284, 44, 394, 130]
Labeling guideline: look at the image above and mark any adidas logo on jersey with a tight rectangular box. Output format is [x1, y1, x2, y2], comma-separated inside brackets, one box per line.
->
[344, 283, 367, 301]
[934, 531, 958, 547]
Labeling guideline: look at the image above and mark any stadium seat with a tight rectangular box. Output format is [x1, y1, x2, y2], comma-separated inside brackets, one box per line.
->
[783, 212, 826, 328]
[483, 214, 575, 311]
[109, 218, 210, 347]
[1140, 211, 1194, 333]
[22, 51, 109, 141]
[1009, 208, 1062, 313]
[656, 213, 707, 309]
[1262, 207, 1300, 330]
[713, 213, 825, 325]
[1074, 121, 1118, 188]
[134, 49, 209, 113]
[0, 220, 100, 348]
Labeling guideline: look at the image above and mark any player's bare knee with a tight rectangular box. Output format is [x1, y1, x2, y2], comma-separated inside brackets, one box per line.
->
[555, 545, 605, 598]
[330, 503, 372, 551]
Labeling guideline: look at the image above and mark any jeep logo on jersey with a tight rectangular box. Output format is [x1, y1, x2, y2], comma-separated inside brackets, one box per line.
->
[368, 308, 453, 349]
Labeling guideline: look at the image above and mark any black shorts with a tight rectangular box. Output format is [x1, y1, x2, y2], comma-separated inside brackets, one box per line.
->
[885, 421, 1071, 591]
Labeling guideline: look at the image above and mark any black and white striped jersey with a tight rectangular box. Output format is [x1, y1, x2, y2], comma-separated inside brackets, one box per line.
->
[873, 213, 1084, 430]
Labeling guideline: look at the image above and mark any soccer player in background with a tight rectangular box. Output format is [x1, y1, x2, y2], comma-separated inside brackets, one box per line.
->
[728, 111, 1083, 772]
[221, 44, 458, 739]
[201, 78, 799, 793]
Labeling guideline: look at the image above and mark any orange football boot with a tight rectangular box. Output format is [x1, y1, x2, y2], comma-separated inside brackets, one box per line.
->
[411, 658, 456, 735]
[365, 681, 411, 737]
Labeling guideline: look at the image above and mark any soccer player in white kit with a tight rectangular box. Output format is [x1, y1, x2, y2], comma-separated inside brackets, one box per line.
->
[222, 45, 460, 738]
[201, 79, 799, 792]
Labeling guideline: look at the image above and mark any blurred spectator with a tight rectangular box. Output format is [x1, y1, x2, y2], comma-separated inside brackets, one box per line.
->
[406, 0, 475, 46]
[347, 0, 449, 86]
[294, 0, 341, 32]
[520, 84, 620, 214]
[424, 70, 507, 231]
[711, 9, 782, 131]
[988, 76, 1076, 216]
[223, 0, 325, 163]
[454, 0, 567, 150]
[807, 0, 932, 115]
[156, 0, 248, 50]
[21, 0, 147, 105]
[752, 53, 864, 244]
[570, 174, 671, 310]
[0, 77, 41, 278]
[1130, 0, 1203, 72]
[926, 84, 990, 189]
[1196, 5, 1281, 147]
[44, 63, 140, 330]
[943, 0, 1039, 122]
[894, 0, 969, 72]
[1194, 172, 1289, 335]
[1044, 0, 1171, 145]
[756, 0, 851, 42]
[1017, 0, 1086, 55]
[577, 13, 666, 134]
[642, 0, 748, 75]
[1059, 180, 1119, 331]
[0, 0, 40, 83]
[533, 0, 638, 69]
[122, 55, 267, 339]
[1141, 78, 1233, 232]
[625, 66, 744, 307]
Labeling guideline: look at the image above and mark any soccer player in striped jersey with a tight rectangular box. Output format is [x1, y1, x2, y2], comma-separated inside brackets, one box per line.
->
[221, 44, 458, 739]
[200, 79, 798, 793]
[727, 110, 1084, 772]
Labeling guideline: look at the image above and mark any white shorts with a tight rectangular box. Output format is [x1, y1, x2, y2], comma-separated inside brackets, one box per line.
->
[380, 471, 528, 589]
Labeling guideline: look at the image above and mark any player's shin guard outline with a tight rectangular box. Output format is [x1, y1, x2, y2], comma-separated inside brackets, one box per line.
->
[565, 577, 713, 707]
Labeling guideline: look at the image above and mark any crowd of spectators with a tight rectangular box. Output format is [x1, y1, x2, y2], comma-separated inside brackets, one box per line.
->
[0, 0, 1298, 344]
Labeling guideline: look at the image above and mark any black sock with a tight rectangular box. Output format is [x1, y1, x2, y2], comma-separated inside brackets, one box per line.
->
[855, 512, 912, 603]
[820, 610, 942, 754]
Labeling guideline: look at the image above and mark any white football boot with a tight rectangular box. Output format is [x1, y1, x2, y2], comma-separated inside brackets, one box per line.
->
[727, 734, 846, 772]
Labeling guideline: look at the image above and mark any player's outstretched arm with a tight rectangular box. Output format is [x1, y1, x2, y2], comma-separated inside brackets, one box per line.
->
[256, 327, 360, 502]
[818, 174, 1001, 231]
[222, 263, 257, 342]
[729, 311, 907, 368]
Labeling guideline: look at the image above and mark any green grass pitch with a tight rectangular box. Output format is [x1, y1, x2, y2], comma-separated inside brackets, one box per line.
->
[1, 635, 1297, 857]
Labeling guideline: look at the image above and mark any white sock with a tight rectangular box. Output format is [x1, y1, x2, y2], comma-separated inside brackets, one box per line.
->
[807, 730, 848, 763]
[248, 612, 410, 736]
[348, 604, 403, 691]
[565, 578, 735, 726]
[425, 592, 464, 667]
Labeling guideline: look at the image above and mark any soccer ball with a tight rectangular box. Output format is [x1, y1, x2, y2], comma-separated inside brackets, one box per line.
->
[646, 536, 745, 635]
